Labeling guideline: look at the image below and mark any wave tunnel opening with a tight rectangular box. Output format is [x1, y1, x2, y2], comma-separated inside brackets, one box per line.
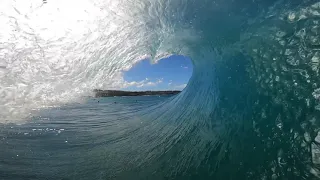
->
[120, 55, 193, 92]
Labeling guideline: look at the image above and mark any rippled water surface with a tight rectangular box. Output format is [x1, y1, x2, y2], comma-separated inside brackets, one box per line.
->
[0, 96, 172, 179]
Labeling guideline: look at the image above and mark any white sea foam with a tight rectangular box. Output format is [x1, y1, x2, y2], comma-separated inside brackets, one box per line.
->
[0, 0, 199, 122]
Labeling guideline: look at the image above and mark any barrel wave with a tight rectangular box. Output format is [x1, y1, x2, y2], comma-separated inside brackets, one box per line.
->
[1, 0, 320, 179]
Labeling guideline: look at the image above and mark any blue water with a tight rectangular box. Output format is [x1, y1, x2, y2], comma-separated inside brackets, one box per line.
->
[2, 0, 320, 179]
[1, 96, 182, 180]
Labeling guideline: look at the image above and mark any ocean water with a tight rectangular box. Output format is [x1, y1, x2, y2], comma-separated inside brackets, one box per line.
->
[2, 0, 320, 179]
[0, 96, 175, 180]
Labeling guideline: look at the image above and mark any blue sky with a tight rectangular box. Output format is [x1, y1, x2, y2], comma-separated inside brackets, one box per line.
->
[122, 55, 192, 91]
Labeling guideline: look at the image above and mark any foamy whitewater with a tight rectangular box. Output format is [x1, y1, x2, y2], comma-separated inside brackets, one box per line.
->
[2, 0, 320, 179]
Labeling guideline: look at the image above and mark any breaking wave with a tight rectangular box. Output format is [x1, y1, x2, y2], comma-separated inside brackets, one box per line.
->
[2, 0, 320, 179]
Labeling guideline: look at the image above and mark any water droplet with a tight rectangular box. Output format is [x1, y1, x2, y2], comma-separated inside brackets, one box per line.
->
[288, 12, 296, 21]
[312, 142, 320, 164]
[311, 2, 320, 9]
[304, 132, 311, 142]
[315, 132, 320, 143]
[272, 174, 277, 180]
[311, 52, 320, 72]
[306, 98, 310, 106]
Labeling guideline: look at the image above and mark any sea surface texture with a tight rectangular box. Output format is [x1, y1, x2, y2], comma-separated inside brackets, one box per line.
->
[1, 0, 320, 179]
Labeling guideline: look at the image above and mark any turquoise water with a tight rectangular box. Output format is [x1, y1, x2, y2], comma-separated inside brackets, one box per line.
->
[1, 96, 173, 179]
[2, 0, 320, 179]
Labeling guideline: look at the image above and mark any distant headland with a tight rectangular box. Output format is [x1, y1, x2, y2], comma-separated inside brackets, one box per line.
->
[94, 89, 181, 97]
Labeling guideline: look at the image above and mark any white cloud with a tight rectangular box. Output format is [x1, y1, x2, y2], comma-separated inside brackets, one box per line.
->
[174, 83, 187, 90]
[180, 65, 188, 69]
[121, 77, 163, 89]
[146, 81, 156, 86]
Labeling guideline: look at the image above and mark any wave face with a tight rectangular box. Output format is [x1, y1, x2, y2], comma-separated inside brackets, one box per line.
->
[0, 0, 278, 122]
[2, 0, 320, 179]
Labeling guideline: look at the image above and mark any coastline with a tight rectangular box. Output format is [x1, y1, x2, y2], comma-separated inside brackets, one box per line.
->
[94, 89, 181, 97]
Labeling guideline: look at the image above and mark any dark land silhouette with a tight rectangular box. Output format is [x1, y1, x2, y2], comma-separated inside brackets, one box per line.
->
[94, 89, 181, 97]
